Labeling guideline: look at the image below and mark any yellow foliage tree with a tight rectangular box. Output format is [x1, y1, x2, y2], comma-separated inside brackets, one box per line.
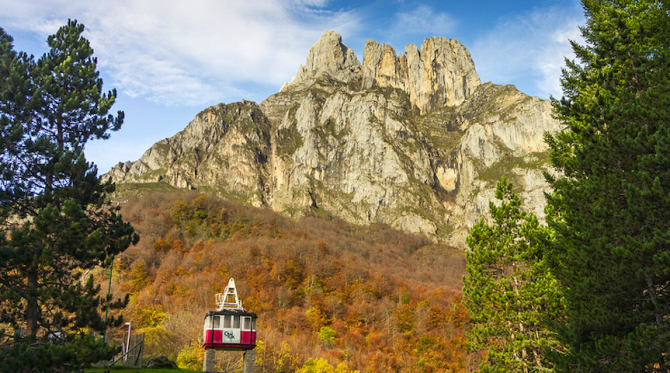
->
[176, 343, 204, 371]
[296, 358, 359, 373]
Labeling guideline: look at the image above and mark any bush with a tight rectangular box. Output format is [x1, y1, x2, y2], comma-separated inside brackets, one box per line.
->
[296, 358, 358, 373]
[176, 343, 203, 371]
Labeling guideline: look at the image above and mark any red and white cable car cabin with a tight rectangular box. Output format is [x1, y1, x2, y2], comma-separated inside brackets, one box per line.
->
[203, 310, 257, 350]
[203, 278, 257, 351]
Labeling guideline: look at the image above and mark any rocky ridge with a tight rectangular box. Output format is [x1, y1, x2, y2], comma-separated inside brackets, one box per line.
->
[105, 30, 561, 247]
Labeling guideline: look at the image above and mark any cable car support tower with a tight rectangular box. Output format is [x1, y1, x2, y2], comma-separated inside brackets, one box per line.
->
[202, 278, 257, 373]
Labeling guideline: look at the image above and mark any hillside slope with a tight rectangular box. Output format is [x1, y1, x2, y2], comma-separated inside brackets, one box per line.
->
[105, 192, 468, 372]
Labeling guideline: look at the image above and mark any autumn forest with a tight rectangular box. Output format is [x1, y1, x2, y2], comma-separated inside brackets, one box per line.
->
[104, 192, 468, 372]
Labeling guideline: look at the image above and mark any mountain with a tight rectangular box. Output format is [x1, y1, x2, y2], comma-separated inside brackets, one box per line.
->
[105, 30, 561, 247]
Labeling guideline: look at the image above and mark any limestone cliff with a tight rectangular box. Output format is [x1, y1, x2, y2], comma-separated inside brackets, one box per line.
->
[105, 30, 561, 247]
[362, 38, 480, 113]
[105, 101, 271, 205]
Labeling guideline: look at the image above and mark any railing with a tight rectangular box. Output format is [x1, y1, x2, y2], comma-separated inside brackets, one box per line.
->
[108, 332, 145, 368]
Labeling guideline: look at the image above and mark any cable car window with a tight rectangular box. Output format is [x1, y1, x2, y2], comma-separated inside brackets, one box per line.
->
[224, 315, 231, 328]
[251, 319, 256, 330]
[205, 316, 211, 328]
[213, 316, 220, 328]
[233, 315, 240, 328]
[244, 317, 251, 330]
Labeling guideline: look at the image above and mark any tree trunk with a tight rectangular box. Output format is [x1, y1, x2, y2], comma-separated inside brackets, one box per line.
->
[644, 274, 670, 368]
[26, 271, 38, 337]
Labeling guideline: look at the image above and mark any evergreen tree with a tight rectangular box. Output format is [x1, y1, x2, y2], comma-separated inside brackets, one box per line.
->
[0, 27, 31, 219]
[545, 0, 670, 370]
[0, 20, 138, 371]
[463, 178, 563, 373]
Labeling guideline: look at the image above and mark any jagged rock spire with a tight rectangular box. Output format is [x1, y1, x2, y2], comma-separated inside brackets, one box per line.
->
[282, 30, 480, 113]
[363, 37, 480, 113]
[281, 30, 361, 91]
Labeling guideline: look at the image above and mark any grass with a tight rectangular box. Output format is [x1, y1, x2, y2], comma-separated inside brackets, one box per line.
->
[112, 182, 178, 198]
[476, 152, 550, 187]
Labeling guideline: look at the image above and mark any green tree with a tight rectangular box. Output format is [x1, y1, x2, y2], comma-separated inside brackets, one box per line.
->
[0, 20, 138, 372]
[545, 0, 670, 370]
[317, 326, 337, 348]
[0, 27, 32, 219]
[463, 178, 563, 373]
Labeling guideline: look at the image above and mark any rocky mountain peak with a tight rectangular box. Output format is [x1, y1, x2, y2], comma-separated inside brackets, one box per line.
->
[282, 31, 480, 114]
[363, 37, 480, 113]
[281, 30, 361, 91]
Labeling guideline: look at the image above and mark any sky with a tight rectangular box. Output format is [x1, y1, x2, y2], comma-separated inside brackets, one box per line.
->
[0, 0, 585, 173]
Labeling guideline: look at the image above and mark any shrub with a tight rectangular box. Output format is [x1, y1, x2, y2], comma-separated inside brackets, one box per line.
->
[176, 343, 203, 371]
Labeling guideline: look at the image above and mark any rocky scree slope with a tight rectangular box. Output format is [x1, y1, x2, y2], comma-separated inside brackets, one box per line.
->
[105, 30, 561, 247]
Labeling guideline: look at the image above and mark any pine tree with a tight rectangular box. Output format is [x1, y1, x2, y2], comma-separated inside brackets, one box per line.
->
[545, 0, 670, 370]
[0, 27, 32, 219]
[0, 20, 138, 371]
[463, 178, 563, 373]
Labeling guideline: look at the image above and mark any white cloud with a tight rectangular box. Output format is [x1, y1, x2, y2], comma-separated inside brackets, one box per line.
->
[394, 5, 457, 36]
[470, 2, 584, 99]
[0, 0, 361, 106]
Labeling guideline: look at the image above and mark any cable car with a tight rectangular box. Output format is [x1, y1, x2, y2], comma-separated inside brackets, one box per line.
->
[203, 278, 257, 351]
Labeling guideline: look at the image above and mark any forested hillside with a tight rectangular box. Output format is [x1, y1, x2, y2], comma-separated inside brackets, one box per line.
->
[104, 191, 468, 372]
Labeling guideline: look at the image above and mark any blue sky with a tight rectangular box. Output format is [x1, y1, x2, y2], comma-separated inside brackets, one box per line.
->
[0, 0, 584, 173]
